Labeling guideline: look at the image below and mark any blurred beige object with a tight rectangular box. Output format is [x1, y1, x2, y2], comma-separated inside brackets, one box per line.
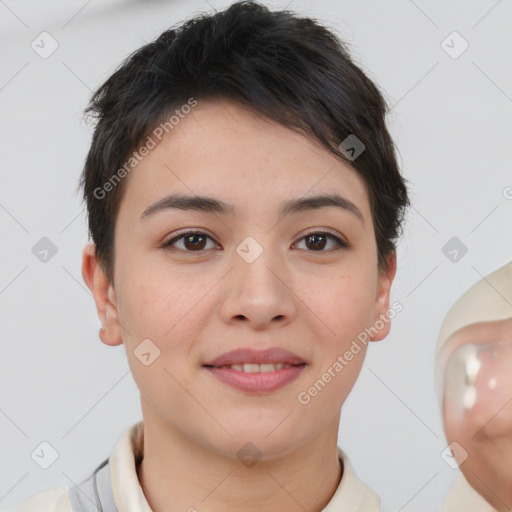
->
[442, 475, 496, 512]
[442, 474, 496, 511]
[435, 261, 512, 512]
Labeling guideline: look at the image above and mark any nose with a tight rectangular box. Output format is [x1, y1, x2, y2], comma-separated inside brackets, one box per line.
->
[219, 244, 297, 330]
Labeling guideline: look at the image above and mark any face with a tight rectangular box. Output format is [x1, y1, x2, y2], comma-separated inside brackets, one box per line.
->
[83, 99, 395, 460]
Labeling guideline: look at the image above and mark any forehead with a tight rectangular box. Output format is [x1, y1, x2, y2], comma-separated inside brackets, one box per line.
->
[117, 99, 371, 222]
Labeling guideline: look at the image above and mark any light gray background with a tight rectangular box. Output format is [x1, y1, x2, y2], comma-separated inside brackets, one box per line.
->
[1, 0, 511, 511]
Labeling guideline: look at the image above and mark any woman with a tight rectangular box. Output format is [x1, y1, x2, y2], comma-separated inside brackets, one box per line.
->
[16, 1, 409, 510]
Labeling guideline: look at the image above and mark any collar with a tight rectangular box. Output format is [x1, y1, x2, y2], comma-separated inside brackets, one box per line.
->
[109, 421, 380, 512]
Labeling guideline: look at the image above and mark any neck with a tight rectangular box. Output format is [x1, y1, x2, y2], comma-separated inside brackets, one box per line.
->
[136, 408, 343, 512]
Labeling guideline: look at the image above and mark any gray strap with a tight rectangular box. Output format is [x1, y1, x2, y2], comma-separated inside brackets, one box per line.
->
[68, 459, 118, 512]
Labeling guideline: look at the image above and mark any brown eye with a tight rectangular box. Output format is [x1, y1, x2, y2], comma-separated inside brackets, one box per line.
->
[182, 233, 207, 250]
[305, 233, 327, 250]
[295, 232, 347, 252]
[162, 232, 219, 252]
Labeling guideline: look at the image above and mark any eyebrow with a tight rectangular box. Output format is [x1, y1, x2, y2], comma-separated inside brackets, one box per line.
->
[140, 193, 365, 225]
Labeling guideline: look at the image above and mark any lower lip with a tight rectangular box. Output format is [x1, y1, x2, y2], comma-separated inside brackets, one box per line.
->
[204, 365, 306, 393]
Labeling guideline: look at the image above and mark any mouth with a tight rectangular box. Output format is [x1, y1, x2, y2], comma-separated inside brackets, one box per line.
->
[202, 347, 307, 393]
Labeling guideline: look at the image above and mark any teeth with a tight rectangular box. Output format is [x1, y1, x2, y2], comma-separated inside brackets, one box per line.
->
[243, 363, 260, 373]
[222, 363, 291, 372]
[260, 363, 280, 373]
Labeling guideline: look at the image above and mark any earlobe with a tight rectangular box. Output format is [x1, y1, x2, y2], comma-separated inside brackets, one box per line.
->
[81, 243, 123, 346]
[370, 251, 397, 342]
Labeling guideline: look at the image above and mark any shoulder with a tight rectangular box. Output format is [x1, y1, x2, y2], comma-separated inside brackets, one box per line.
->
[14, 485, 72, 512]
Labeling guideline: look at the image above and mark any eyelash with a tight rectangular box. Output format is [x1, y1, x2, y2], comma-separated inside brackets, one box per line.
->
[160, 230, 349, 254]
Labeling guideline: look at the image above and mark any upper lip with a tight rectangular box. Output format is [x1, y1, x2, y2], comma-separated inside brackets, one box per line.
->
[203, 347, 306, 367]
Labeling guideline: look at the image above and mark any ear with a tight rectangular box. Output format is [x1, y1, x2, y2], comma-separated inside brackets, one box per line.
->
[370, 250, 397, 342]
[81, 243, 123, 346]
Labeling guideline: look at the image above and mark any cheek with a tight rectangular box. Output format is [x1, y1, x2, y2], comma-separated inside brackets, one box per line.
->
[294, 268, 375, 406]
[116, 259, 202, 331]
[115, 266, 215, 377]
[116, 273, 203, 404]
[302, 265, 377, 342]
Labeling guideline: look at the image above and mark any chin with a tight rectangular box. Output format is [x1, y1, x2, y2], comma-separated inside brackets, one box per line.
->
[210, 429, 305, 461]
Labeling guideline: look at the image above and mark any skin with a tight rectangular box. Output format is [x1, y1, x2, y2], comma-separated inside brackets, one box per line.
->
[82, 99, 396, 512]
[441, 318, 512, 512]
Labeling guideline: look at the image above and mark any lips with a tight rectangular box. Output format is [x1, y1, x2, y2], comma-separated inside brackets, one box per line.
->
[202, 347, 307, 393]
[205, 364, 306, 392]
[203, 347, 306, 368]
